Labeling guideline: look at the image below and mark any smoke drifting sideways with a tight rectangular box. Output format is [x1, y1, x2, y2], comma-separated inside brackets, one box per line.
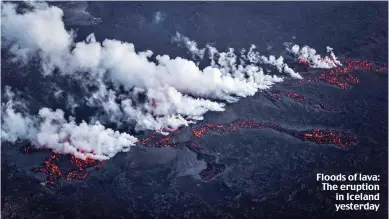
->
[172, 32, 342, 77]
[172, 32, 304, 79]
[1, 87, 137, 160]
[1, 2, 341, 160]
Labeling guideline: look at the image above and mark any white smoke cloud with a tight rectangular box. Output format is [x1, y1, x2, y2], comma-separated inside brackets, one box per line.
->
[287, 44, 342, 69]
[85, 81, 216, 132]
[257, 54, 302, 79]
[173, 37, 303, 79]
[172, 32, 205, 59]
[1, 87, 38, 143]
[1, 2, 324, 160]
[1, 2, 73, 73]
[1, 2, 286, 118]
[1, 88, 138, 160]
[36, 108, 137, 160]
[2, 0, 268, 101]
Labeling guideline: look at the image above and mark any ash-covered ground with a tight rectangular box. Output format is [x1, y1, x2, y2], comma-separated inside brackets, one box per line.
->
[1, 2, 388, 219]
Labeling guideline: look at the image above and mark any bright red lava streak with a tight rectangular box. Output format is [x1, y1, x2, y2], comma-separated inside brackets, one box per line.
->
[191, 120, 356, 148]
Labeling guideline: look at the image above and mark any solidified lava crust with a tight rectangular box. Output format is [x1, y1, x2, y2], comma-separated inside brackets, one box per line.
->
[199, 163, 226, 182]
[182, 141, 225, 182]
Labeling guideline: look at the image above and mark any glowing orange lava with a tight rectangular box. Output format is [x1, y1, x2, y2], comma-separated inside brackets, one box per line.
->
[299, 129, 357, 148]
[269, 91, 307, 103]
[296, 59, 387, 89]
[27, 147, 103, 185]
[191, 120, 356, 148]
[22, 58, 382, 184]
[23, 117, 356, 184]
[139, 127, 181, 148]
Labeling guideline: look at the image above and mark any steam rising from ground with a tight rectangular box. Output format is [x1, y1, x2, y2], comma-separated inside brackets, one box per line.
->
[286, 44, 342, 68]
[172, 32, 303, 79]
[1, 2, 342, 160]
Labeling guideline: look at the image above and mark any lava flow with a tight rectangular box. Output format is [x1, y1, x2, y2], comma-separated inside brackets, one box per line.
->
[32, 153, 62, 185]
[192, 120, 280, 138]
[296, 59, 387, 89]
[22, 146, 103, 185]
[191, 120, 356, 148]
[66, 156, 103, 181]
[21, 118, 356, 184]
[15, 58, 381, 185]
[318, 66, 359, 89]
[296, 129, 357, 148]
[140, 127, 181, 148]
[268, 91, 307, 103]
